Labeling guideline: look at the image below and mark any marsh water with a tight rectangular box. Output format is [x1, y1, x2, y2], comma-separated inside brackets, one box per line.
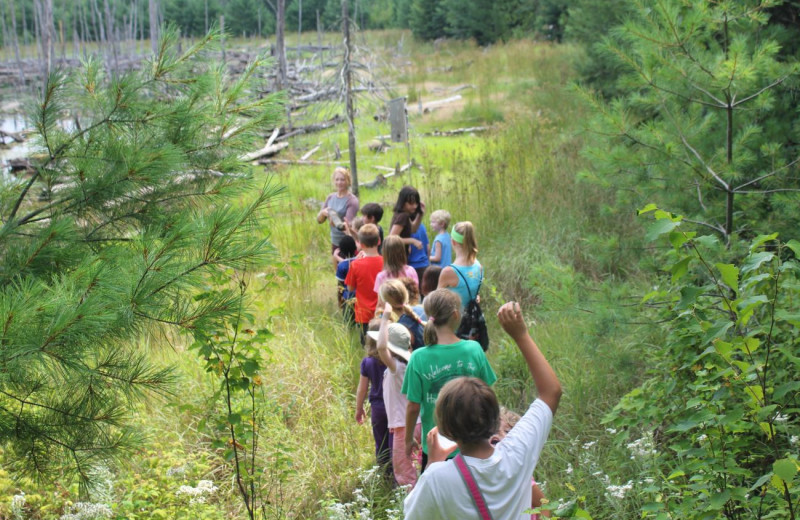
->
[0, 114, 31, 175]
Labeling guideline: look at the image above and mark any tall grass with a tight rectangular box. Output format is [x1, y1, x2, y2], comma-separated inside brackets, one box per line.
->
[0, 32, 657, 520]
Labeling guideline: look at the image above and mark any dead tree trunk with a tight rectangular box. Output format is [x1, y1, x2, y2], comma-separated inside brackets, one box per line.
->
[148, 0, 159, 55]
[79, 0, 90, 57]
[103, 0, 118, 72]
[275, 0, 287, 90]
[342, 0, 359, 195]
[8, 0, 25, 83]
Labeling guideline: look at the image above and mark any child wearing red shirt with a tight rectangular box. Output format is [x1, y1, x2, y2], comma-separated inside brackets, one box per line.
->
[346, 223, 383, 343]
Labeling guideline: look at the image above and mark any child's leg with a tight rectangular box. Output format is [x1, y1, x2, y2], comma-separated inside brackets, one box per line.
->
[359, 322, 368, 345]
[391, 426, 417, 487]
[371, 403, 392, 474]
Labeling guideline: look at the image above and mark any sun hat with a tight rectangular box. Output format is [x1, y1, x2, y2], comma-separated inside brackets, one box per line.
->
[366, 323, 412, 361]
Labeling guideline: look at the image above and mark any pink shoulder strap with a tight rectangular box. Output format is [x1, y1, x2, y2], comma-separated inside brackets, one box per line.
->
[454, 454, 494, 520]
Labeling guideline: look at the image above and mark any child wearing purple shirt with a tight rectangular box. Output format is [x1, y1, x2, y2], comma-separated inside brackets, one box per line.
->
[355, 320, 392, 474]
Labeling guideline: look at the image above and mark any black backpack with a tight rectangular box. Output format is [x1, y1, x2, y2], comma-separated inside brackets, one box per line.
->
[452, 266, 489, 352]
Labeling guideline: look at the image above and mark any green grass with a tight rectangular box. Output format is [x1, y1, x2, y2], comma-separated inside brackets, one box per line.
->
[0, 31, 657, 519]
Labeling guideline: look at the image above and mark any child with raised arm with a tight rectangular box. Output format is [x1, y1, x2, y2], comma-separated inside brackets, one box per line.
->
[404, 301, 562, 520]
[401, 289, 496, 471]
[355, 320, 391, 475]
[370, 305, 422, 488]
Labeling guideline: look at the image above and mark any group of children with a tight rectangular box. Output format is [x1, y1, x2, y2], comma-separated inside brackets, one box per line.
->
[325, 180, 560, 519]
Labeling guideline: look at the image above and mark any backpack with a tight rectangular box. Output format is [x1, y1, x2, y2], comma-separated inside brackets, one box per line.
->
[452, 265, 489, 352]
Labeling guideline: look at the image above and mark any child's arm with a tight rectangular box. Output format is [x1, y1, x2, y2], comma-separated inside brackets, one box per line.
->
[409, 204, 425, 233]
[429, 240, 441, 263]
[376, 303, 398, 373]
[426, 426, 458, 463]
[436, 266, 458, 289]
[404, 401, 421, 457]
[317, 206, 329, 223]
[355, 375, 369, 424]
[497, 302, 562, 414]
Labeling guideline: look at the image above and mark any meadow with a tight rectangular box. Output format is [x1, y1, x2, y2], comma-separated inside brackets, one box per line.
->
[0, 31, 660, 519]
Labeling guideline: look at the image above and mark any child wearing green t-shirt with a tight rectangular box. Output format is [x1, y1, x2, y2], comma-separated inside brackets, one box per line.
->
[401, 289, 496, 471]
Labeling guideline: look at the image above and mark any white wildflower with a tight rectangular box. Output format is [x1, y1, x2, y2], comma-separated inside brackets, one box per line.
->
[59, 502, 113, 520]
[697, 434, 707, 442]
[605, 480, 634, 500]
[774, 413, 789, 424]
[582, 440, 597, 450]
[11, 492, 26, 520]
[565, 463, 573, 475]
[627, 432, 657, 459]
[790, 435, 799, 447]
[606, 428, 618, 435]
[176, 479, 218, 501]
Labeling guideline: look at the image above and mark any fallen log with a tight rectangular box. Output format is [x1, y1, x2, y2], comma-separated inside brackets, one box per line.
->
[0, 129, 25, 143]
[242, 141, 289, 162]
[300, 143, 321, 161]
[274, 114, 345, 142]
[419, 126, 490, 137]
[265, 127, 281, 148]
[360, 174, 388, 189]
[258, 158, 348, 166]
[7, 158, 34, 174]
[422, 95, 462, 113]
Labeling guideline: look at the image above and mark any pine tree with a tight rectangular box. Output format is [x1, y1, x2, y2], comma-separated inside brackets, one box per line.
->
[409, 0, 445, 40]
[0, 27, 284, 488]
[580, 0, 800, 243]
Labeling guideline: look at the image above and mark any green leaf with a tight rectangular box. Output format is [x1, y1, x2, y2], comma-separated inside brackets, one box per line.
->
[750, 233, 779, 252]
[708, 490, 731, 509]
[638, 203, 658, 215]
[774, 458, 798, 482]
[669, 231, 695, 249]
[228, 413, 241, 425]
[714, 340, 733, 361]
[703, 321, 733, 345]
[646, 218, 681, 242]
[242, 359, 259, 376]
[677, 286, 704, 310]
[749, 473, 772, 492]
[671, 257, 692, 282]
[667, 470, 686, 480]
[715, 263, 739, 293]
[741, 252, 774, 274]
[786, 239, 800, 258]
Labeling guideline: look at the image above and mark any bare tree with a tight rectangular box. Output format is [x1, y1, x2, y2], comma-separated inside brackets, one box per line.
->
[149, 0, 159, 54]
[276, 0, 287, 90]
[8, 0, 25, 82]
[103, 0, 118, 71]
[342, 0, 358, 194]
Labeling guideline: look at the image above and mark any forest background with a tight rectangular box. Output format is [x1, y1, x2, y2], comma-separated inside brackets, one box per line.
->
[0, 0, 799, 519]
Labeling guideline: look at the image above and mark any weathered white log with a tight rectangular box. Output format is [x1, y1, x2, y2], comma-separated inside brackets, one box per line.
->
[422, 95, 462, 113]
[241, 141, 289, 161]
[265, 127, 281, 148]
[300, 143, 321, 161]
[420, 126, 490, 137]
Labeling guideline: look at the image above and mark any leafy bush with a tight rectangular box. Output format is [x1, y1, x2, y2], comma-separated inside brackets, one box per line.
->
[604, 207, 800, 519]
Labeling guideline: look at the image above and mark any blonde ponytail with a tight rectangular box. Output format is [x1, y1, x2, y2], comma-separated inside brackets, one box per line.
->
[422, 289, 462, 345]
[453, 221, 478, 263]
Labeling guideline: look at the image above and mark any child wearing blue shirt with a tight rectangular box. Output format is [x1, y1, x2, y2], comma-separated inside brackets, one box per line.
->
[428, 210, 453, 268]
[408, 222, 430, 285]
[335, 236, 358, 324]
